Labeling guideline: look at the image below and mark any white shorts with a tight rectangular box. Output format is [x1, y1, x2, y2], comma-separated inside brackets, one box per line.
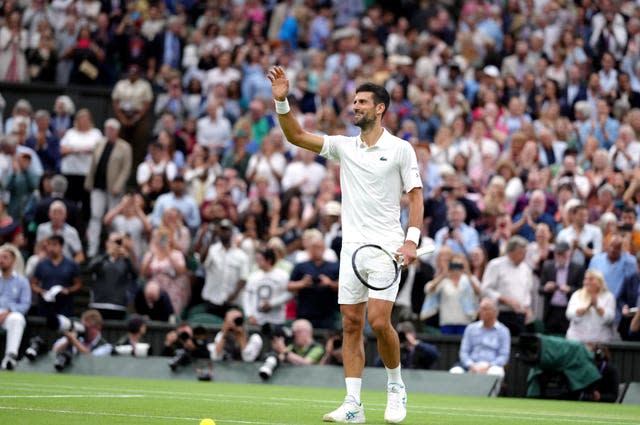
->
[338, 242, 401, 304]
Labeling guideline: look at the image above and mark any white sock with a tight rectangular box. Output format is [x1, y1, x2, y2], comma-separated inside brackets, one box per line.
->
[386, 365, 404, 387]
[345, 377, 362, 404]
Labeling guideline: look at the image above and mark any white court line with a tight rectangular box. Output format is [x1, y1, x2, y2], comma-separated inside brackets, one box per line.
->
[0, 394, 144, 399]
[0, 406, 293, 425]
[2, 382, 637, 424]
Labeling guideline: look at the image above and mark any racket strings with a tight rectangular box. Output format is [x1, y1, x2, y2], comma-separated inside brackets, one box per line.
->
[353, 246, 398, 288]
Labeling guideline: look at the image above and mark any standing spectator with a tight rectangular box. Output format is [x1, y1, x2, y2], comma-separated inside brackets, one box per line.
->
[35, 201, 84, 264]
[617, 252, 640, 340]
[202, 219, 250, 318]
[434, 201, 480, 256]
[133, 280, 174, 322]
[566, 269, 616, 344]
[244, 248, 291, 326]
[3, 150, 38, 221]
[51, 96, 74, 140]
[196, 99, 232, 155]
[32, 174, 80, 232]
[102, 193, 151, 262]
[287, 232, 339, 330]
[59, 108, 102, 223]
[449, 298, 511, 386]
[148, 16, 185, 81]
[539, 241, 586, 335]
[511, 189, 556, 242]
[0, 246, 30, 370]
[154, 75, 189, 126]
[63, 25, 104, 85]
[87, 231, 138, 320]
[0, 11, 29, 82]
[25, 110, 60, 173]
[481, 236, 534, 337]
[556, 203, 603, 269]
[136, 142, 178, 191]
[245, 132, 286, 196]
[150, 175, 201, 232]
[112, 64, 153, 169]
[84, 118, 132, 257]
[31, 235, 82, 317]
[140, 227, 188, 317]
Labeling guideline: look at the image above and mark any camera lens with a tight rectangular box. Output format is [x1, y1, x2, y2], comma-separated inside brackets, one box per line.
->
[233, 316, 244, 326]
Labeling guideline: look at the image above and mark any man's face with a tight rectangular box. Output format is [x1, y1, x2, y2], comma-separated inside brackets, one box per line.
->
[49, 207, 66, 225]
[509, 246, 526, 265]
[478, 301, 497, 326]
[607, 239, 623, 262]
[555, 250, 570, 266]
[352, 92, 379, 130]
[47, 240, 62, 257]
[0, 250, 14, 272]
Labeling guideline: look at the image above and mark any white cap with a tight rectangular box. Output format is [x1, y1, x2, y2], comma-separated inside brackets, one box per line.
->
[483, 65, 500, 78]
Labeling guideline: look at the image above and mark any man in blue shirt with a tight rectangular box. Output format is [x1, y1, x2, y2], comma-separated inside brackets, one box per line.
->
[0, 247, 31, 370]
[449, 298, 511, 380]
[151, 175, 201, 231]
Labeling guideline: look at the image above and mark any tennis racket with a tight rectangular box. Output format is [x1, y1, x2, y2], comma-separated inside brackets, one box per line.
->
[351, 242, 436, 290]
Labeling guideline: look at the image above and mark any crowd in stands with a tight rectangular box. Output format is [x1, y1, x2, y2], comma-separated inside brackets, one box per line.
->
[1, 0, 640, 397]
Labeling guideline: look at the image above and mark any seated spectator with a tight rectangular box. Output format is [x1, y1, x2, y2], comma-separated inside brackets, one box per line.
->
[112, 316, 150, 357]
[133, 280, 175, 323]
[0, 246, 31, 370]
[449, 298, 511, 383]
[422, 253, 480, 335]
[51, 309, 113, 371]
[375, 321, 439, 370]
[35, 200, 84, 264]
[87, 231, 138, 320]
[207, 308, 263, 362]
[31, 235, 82, 317]
[566, 269, 616, 344]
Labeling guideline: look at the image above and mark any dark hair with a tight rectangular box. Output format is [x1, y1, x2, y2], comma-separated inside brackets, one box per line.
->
[259, 247, 277, 265]
[48, 234, 65, 246]
[355, 82, 390, 118]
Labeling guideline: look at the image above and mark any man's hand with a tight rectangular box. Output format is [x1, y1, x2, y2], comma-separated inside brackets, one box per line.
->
[396, 241, 417, 267]
[267, 66, 290, 101]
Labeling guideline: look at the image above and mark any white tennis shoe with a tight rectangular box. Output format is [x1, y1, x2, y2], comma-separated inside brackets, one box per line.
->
[384, 383, 407, 423]
[323, 395, 366, 423]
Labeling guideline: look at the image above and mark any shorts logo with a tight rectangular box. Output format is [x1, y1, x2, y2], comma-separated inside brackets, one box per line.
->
[379, 156, 388, 161]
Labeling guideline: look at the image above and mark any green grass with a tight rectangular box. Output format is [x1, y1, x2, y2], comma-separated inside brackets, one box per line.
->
[0, 372, 639, 425]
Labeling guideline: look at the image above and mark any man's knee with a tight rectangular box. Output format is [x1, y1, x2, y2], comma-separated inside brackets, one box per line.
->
[5, 312, 26, 329]
[449, 366, 466, 374]
[341, 311, 364, 334]
[487, 366, 505, 378]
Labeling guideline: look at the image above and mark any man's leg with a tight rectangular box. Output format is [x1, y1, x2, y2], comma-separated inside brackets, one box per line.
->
[323, 302, 366, 423]
[368, 299, 407, 424]
[87, 189, 107, 258]
[1, 312, 26, 370]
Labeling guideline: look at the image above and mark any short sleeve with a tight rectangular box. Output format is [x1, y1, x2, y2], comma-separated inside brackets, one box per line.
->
[399, 143, 423, 192]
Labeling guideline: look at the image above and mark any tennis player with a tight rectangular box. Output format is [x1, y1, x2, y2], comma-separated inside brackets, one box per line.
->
[267, 66, 424, 423]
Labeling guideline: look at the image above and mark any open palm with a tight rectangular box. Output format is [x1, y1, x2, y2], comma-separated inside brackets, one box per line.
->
[267, 66, 290, 101]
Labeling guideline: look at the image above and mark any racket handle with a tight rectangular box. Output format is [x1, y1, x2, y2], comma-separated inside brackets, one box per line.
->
[416, 243, 435, 257]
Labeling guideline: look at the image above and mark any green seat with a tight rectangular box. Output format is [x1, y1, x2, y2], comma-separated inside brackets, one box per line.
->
[187, 313, 224, 325]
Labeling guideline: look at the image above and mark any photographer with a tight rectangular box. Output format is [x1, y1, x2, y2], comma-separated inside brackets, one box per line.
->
[113, 316, 150, 357]
[320, 332, 344, 366]
[52, 309, 112, 363]
[375, 322, 439, 370]
[207, 308, 263, 362]
[271, 319, 324, 366]
[162, 322, 209, 369]
[87, 231, 138, 320]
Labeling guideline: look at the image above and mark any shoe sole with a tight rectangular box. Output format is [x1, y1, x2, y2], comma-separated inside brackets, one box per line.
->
[322, 413, 366, 423]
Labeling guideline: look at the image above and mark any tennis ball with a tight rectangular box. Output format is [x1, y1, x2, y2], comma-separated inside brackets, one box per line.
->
[199, 419, 216, 425]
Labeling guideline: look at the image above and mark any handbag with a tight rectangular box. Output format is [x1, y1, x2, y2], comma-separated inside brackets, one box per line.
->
[79, 59, 98, 80]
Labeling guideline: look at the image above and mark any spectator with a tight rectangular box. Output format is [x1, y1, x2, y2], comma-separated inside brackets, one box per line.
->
[63, 25, 104, 85]
[136, 142, 178, 190]
[0, 246, 30, 370]
[244, 248, 291, 327]
[566, 269, 616, 344]
[111, 64, 153, 168]
[151, 174, 201, 232]
[287, 230, 339, 330]
[87, 231, 138, 320]
[269, 318, 324, 366]
[0, 11, 29, 82]
[433, 201, 480, 256]
[449, 298, 511, 384]
[196, 98, 232, 156]
[25, 110, 60, 173]
[51, 309, 113, 363]
[35, 200, 84, 264]
[481, 235, 534, 337]
[161, 321, 209, 363]
[556, 203, 603, 270]
[539, 241, 586, 335]
[482, 211, 513, 261]
[512, 189, 556, 242]
[3, 150, 39, 221]
[618, 252, 640, 340]
[103, 193, 152, 261]
[207, 308, 263, 362]
[140, 227, 188, 317]
[33, 174, 80, 232]
[202, 218, 250, 318]
[31, 235, 82, 317]
[51, 96, 75, 140]
[59, 108, 102, 222]
[84, 118, 132, 257]
[581, 344, 620, 403]
[422, 253, 480, 335]
[133, 280, 175, 323]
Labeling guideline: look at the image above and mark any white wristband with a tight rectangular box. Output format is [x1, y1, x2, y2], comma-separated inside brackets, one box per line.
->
[274, 98, 290, 114]
[405, 226, 421, 245]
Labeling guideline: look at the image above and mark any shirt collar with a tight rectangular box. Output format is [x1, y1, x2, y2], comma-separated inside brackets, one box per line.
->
[357, 128, 390, 150]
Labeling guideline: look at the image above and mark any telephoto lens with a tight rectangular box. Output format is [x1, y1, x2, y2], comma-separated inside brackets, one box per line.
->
[258, 354, 279, 380]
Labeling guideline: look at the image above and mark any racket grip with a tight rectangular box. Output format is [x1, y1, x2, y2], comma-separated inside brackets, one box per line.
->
[416, 243, 435, 257]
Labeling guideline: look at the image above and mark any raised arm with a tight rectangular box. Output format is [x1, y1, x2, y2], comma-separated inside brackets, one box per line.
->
[267, 66, 324, 153]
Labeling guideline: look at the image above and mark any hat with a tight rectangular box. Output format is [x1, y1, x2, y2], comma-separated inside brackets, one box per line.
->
[218, 218, 234, 229]
[554, 241, 571, 253]
[483, 65, 500, 78]
[323, 201, 341, 216]
[388, 54, 413, 66]
[332, 27, 360, 42]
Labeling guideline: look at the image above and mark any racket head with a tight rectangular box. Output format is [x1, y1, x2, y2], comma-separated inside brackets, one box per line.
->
[351, 244, 400, 290]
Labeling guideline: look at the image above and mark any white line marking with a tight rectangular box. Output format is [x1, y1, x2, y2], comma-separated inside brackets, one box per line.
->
[0, 394, 144, 399]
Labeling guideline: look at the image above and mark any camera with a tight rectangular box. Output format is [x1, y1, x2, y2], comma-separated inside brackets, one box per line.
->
[261, 323, 293, 344]
[449, 261, 464, 271]
[24, 336, 45, 361]
[441, 185, 454, 193]
[169, 348, 192, 371]
[54, 349, 73, 371]
[47, 314, 86, 336]
[233, 316, 244, 327]
[258, 354, 279, 380]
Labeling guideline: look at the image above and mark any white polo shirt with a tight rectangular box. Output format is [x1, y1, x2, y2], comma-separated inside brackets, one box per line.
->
[320, 129, 422, 246]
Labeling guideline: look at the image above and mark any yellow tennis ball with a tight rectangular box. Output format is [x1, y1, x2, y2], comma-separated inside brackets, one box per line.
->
[199, 419, 215, 425]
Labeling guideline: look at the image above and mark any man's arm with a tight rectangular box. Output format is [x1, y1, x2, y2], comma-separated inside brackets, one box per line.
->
[267, 66, 324, 153]
[397, 187, 424, 266]
[10, 276, 32, 314]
